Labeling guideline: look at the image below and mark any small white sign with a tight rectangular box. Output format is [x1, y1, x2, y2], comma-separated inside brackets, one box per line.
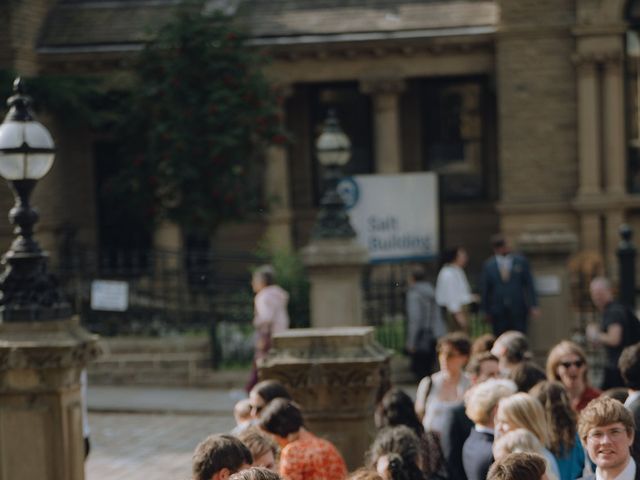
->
[535, 275, 561, 296]
[338, 172, 439, 263]
[91, 280, 129, 311]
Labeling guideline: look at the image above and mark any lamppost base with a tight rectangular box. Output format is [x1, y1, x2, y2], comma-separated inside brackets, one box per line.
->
[301, 238, 368, 328]
[0, 316, 100, 480]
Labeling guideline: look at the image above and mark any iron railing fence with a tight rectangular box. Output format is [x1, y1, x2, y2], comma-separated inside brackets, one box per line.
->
[54, 249, 261, 367]
[54, 250, 494, 366]
[362, 261, 492, 353]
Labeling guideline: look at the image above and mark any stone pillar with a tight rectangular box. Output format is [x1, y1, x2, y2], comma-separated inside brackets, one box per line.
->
[301, 239, 368, 328]
[259, 327, 390, 471]
[0, 317, 99, 480]
[517, 231, 578, 361]
[360, 78, 405, 173]
[264, 86, 294, 251]
[603, 53, 626, 197]
[264, 143, 293, 251]
[575, 56, 602, 198]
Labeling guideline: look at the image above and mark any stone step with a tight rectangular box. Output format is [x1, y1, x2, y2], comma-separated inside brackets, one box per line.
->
[99, 336, 211, 355]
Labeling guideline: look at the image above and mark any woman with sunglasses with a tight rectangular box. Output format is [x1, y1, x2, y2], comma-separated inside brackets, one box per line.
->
[546, 341, 601, 412]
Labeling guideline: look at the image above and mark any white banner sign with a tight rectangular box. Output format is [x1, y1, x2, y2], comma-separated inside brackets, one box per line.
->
[338, 172, 439, 263]
[91, 280, 129, 312]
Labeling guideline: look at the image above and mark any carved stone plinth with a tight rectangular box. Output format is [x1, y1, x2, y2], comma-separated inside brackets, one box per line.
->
[301, 239, 368, 327]
[0, 316, 100, 480]
[259, 327, 390, 470]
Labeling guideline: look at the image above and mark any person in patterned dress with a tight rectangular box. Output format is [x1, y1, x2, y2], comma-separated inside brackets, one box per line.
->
[258, 398, 347, 480]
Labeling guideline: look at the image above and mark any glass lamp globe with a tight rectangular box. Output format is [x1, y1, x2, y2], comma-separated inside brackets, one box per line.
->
[0, 78, 55, 181]
[0, 120, 55, 180]
[316, 111, 351, 167]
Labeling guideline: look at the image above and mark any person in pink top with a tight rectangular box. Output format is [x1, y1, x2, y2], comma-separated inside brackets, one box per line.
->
[246, 265, 290, 392]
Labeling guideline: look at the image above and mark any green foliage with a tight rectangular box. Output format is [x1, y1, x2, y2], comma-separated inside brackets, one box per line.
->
[1, 5, 286, 237]
[108, 4, 287, 234]
[0, 69, 104, 127]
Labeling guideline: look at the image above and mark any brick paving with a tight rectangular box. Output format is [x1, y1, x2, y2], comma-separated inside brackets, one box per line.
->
[85, 412, 236, 480]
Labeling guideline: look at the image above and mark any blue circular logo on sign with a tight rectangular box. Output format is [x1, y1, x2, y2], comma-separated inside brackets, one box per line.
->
[337, 177, 359, 210]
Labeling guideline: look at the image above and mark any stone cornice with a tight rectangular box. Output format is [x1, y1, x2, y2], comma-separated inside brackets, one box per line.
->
[359, 77, 406, 95]
[266, 38, 494, 63]
[572, 193, 640, 212]
[496, 24, 572, 39]
[0, 317, 101, 371]
[498, 193, 640, 214]
[39, 35, 495, 74]
[572, 23, 628, 37]
[496, 201, 573, 215]
[572, 51, 624, 67]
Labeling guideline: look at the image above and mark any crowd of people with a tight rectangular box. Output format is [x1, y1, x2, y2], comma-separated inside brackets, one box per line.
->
[202, 239, 640, 480]
[189, 331, 640, 480]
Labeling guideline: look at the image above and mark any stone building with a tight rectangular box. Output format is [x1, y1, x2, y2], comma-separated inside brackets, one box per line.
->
[0, 0, 638, 346]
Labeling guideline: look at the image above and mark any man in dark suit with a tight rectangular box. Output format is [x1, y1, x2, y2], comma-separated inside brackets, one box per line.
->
[577, 397, 638, 480]
[620, 342, 640, 460]
[440, 353, 502, 480]
[481, 234, 539, 336]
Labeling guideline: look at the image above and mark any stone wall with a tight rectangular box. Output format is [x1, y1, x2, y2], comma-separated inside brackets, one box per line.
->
[496, 0, 577, 206]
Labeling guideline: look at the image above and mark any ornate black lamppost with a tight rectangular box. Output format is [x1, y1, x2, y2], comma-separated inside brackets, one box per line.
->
[0, 78, 70, 321]
[312, 110, 357, 239]
[0, 78, 97, 480]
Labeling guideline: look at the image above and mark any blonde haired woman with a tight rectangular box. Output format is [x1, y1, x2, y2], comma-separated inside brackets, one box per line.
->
[493, 429, 558, 480]
[495, 393, 560, 480]
[545, 341, 600, 412]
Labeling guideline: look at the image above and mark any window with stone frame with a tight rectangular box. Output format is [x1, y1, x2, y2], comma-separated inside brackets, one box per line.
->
[421, 77, 489, 201]
[309, 82, 374, 205]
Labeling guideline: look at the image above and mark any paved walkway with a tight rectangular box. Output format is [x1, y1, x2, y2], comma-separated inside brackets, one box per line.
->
[88, 385, 245, 414]
[85, 386, 244, 480]
[84, 382, 418, 480]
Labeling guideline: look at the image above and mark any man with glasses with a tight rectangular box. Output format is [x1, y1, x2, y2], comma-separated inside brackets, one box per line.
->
[578, 396, 638, 480]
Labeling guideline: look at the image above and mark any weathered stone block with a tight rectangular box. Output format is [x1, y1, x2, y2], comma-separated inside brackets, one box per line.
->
[259, 326, 390, 470]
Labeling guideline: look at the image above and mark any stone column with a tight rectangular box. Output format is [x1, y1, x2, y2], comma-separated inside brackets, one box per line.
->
[259, 327, 390, 470]
[301, 239, 368, 328]
[360, 78, 406, 174]
[575, 56, 602, 198]
[601, 52, 627, 278]
[574, 52, 603, 254]
[0, 317, 100, 480]
[603, 53, 626, 197]
[264, 86, 294, 251]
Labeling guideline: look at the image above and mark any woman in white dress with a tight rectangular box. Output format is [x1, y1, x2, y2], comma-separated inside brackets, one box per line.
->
[415, 332, 472, 435]
[435, 246, 476, 332]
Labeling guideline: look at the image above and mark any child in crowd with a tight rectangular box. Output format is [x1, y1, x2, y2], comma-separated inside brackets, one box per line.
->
[231, 398, 253, 435]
